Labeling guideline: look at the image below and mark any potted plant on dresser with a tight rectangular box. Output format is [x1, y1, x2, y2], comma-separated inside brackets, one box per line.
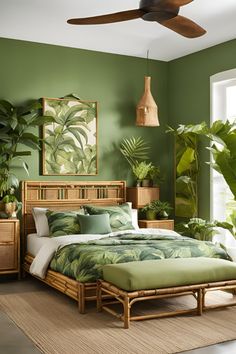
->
[132, 161, 153, 187]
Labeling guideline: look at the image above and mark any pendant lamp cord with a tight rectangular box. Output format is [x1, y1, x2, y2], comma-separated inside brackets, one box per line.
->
[146, 49, 150, 76]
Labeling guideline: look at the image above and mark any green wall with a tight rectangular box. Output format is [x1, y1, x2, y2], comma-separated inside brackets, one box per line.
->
[168, 39, 236, 219]
[1, 37, 236, 216]
[0, 38, 170, 200]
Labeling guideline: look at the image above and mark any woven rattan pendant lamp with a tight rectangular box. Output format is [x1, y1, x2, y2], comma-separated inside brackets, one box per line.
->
[136, 51, 159, 127]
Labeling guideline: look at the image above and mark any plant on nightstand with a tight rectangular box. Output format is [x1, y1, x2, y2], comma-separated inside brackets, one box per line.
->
[141, 200, 172, 220]
[1, 187, 21, 218]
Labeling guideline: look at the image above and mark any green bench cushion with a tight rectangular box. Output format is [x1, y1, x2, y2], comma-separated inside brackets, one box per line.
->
[102, 258, 236, 291]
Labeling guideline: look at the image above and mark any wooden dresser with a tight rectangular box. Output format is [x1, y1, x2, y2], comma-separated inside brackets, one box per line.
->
[0, 219, 20, 278]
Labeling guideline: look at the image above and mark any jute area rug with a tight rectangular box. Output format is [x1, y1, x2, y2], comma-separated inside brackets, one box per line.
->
[0, 279, 236, 354]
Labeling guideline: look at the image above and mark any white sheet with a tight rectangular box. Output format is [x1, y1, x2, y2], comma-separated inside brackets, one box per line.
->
[29, 228, 180, 279]
[27, 234, 52, 257]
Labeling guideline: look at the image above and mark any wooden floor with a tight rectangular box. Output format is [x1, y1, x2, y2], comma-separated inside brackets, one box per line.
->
[1, 278, 236, 354]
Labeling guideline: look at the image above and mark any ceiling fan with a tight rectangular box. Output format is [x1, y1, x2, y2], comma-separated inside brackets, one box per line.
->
[67, 0, 206, 39]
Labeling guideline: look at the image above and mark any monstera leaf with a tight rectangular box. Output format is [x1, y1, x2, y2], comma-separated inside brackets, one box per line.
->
[207, 120, 236, 200]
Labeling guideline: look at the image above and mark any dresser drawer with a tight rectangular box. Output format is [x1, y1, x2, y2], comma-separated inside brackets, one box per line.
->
[0, 222, 15, 242]
[0, 244, 17, 270]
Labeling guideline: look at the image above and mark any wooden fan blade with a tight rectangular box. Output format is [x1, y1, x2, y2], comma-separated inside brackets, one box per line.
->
[159, 15, 206, 38]
[67, 9, 145, 25]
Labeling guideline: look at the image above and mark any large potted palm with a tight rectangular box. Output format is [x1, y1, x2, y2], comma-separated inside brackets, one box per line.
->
[0, 99, 54, 215]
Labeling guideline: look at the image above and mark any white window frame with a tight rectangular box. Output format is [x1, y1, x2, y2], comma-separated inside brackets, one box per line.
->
[210, 68, 236, 220]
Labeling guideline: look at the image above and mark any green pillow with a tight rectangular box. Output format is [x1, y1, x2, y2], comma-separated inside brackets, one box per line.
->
[46, 210, 84, 237]
[84, 203, 134, 232]
[77, 214, 112, 234]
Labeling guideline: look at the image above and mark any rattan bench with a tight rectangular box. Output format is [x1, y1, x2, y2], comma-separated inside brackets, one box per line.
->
[97, 258, 236, 328]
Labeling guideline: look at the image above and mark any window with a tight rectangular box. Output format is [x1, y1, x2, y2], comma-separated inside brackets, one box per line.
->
[210, 69, 236, 246]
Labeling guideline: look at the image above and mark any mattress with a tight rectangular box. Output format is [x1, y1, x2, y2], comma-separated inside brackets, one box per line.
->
[27, 233, 52, 257]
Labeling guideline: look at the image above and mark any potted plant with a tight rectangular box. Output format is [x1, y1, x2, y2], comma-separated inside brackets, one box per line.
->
[149, 200, 172, 219]
[132, 161, 152, 187]
[141, 200, 172, 220]
[120, 136, 151, 186]
[2, 188, 21, 218]
[175, 218, 234, 241]
[141, 203, 157, 220]
[0, 99, 54, 198]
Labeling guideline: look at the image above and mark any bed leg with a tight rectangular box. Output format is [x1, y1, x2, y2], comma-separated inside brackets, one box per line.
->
[78, 283, 85, 314]
[202, 288, 206, 310]
[123, 296, 130, 329]
[197, 289, 203, 316]
[97, 281, 102, 312]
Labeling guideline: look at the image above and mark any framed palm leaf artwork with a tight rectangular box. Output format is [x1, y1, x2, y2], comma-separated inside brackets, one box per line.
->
[42, 97, 98, 175]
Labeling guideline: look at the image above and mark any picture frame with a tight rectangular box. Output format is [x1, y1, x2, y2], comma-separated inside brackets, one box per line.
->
[42, 97, 98, 176]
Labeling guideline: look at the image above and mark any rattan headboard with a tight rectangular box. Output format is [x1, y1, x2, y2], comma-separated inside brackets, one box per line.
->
[21, 180, 126, 239]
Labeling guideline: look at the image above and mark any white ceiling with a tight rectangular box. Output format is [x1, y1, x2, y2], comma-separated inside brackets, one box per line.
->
[1, 0, 236, 61]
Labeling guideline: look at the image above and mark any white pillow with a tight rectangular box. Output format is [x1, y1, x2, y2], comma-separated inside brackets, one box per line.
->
[127, 202, 139, 230]
[32, 208, 49, 237]
[131, 209, 139, 230]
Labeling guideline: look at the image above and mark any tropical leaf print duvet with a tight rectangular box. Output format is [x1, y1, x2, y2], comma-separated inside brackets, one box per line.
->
[49, 232, 230, 283]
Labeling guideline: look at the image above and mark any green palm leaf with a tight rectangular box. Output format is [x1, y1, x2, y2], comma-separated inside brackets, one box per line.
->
[120, 136, 150, 167]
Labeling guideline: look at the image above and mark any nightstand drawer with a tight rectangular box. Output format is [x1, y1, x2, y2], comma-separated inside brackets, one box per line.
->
[138, 220, 174, 230]
[0, 219, 20, 276]
[0, 222, 15, 242]
[0, 244, 17, 270]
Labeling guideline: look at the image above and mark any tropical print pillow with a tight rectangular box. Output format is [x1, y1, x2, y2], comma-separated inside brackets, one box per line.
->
[46, 210, 84, 237]
[84, 203, 134, 232]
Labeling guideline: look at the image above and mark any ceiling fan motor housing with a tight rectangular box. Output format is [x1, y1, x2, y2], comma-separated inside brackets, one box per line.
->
[139, 0, 179, 21]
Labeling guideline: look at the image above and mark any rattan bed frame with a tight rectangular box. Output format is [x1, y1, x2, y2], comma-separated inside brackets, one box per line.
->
[22, 180, 126, 313]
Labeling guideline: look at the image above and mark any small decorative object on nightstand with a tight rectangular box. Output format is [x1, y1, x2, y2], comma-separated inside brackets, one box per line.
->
[0, 219, 20, 278]
[138, 219, 174, 230]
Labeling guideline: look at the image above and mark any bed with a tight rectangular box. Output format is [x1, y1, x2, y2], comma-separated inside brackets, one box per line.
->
[22, 180, 127, 313]
[22, 180, 231, 314]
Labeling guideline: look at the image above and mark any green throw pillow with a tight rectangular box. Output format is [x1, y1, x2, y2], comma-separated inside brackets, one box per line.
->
[46, 210, 84, 237]
[77, 214, 112, 234]
[84, 203, 134, 232]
